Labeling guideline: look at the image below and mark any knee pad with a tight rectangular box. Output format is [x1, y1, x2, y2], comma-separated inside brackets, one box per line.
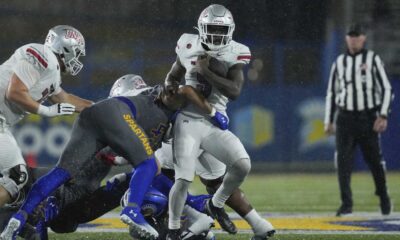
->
[174, 179, 191, 192]
[231, 158, 251, 179]
[0, 164, 28, 199]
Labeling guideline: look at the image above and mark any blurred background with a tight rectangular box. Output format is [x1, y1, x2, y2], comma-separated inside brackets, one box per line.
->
[1, 0, 399, 172]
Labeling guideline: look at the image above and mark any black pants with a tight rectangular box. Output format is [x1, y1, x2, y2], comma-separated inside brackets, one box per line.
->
[336, 109, 389, 208]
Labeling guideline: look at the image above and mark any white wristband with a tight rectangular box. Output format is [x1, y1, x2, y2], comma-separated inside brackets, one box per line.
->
[209, 107, 216, 117]
[37, 104, 50, 116]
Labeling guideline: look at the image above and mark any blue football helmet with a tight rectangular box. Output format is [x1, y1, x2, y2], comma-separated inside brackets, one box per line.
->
[121, 186, 168, 217]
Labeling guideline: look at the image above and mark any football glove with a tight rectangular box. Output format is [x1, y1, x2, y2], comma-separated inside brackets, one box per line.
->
[37, 103, 75, 117]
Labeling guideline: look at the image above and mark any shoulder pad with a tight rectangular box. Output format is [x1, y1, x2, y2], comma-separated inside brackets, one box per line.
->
[176, 33, 198, 55]
[227, 41, 252, 65]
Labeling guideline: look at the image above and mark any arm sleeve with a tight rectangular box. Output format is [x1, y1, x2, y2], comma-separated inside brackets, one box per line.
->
[228, 45, 251, 68]
[12, 59, 41, 89]
[324, 62, 338, 124]
[234, 46, 251, 65]
[374, 55, 393, 116]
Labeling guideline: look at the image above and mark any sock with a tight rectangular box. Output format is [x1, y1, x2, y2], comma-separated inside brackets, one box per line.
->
[21, 167, 70, 214]
[152, 173, 196, 206]
[212, 158, 250, 208]
[184, 205, 213, 235]
[244, 209, 274, 235]
[151, 173, 173, 196]
[127, 157, 158, 208]
[168, 179, 190, 229]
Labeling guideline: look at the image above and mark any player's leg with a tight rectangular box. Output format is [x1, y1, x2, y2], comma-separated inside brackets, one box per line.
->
[0, 127, 28, 208]
[49, 179, 129, 233]
[335, 113, 357, 216]
[358, 115, 391, 215]
[198, 151, 274, 238]
[200, 129, 250, 234]
[94, 98, 159, 239]
[1, 108, 104, 239]
[155, 142, 211, 212]
[180, 205, 214, 239]
[167, 114, 202, 239]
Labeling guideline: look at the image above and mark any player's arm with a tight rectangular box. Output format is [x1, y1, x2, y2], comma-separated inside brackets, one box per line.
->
[161, 83, 229, 129]
[324, 62, 338, 135]
[6, 73, 42, 114]
[162, 85, 211, 113]
[197, 56, 245, 100]
[178, 86, 213, 114]
[7, 60, 76, 117]
[164, 56, 186, 93]
[49, 89, 93, 112]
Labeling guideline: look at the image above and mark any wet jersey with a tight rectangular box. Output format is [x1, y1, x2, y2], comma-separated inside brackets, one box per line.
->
[176, 33, 251, 116]
[124, 85, 174, 150]
[0, 43, 62, 126]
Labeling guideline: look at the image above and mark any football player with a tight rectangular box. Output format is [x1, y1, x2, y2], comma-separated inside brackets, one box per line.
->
[1, 74, 228, 240]
[163, 4, 272, 240]
[0, 159, 215, 240]
[0, 25, 93, 210]
[107, 75, 275, 239]
[157, 143, 275, 240]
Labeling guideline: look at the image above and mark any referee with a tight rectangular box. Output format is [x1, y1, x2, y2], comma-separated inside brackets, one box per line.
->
[324, 23, 393, 216]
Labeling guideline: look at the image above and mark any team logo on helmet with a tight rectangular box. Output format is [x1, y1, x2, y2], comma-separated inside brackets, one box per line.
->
[65, 30, 84, 45]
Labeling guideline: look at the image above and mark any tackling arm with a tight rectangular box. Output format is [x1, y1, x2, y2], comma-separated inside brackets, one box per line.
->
[165, 57, 186, 96]
[178, 86, 213, 114]
[161, 85, 213, 114]
[161, 86, 228, 129]
[6, 74, 41, 114]
[49, 89, 93, 112]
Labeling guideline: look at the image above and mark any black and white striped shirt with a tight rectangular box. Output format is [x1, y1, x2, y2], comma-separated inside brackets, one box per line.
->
[324, 49, 393, 124]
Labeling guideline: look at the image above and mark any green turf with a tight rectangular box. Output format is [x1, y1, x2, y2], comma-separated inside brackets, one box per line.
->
[47, 233, 400, 240]
[44, 172, 400, 239]
[189, 172, 400, 213]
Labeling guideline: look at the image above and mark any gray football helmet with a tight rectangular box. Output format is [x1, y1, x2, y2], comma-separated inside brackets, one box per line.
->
[197, 4, 235, 50]
[44, 25, 85, 76]
[109, 74, 149, 97]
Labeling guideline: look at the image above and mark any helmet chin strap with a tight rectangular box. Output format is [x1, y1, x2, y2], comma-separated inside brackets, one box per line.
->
[53, 53, 67, 73]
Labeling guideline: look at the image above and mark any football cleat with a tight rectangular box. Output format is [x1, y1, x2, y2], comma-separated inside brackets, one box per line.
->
[204, 199, 237, 234]
[120, 206, 158, 240]
[166, 229, 181, 240]
[0, 211, 27, 240]
[380, 196, 392, 215]
[335, 205, 353, 217]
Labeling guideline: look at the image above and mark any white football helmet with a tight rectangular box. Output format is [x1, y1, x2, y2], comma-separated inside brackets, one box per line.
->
[109, 74, 150, 97]
[44, 25, 85, 76]
[197, 4, 235, 50]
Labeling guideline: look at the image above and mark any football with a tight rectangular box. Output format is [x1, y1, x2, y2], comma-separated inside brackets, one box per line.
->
[208, 57, 228, 78]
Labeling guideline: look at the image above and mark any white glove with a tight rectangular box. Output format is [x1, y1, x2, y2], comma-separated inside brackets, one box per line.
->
[37, 103, 75, 117]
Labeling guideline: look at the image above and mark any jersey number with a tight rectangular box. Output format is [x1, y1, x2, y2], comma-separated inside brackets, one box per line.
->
[150, 123, 168, 149]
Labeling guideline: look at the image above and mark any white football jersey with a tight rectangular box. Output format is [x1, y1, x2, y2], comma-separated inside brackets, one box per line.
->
[0, 43, 62, 126]
[176, 33, 251, 116]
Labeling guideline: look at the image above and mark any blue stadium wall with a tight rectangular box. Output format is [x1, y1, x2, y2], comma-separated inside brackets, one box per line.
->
[10, 29, 400, 171]
[12, 80, 400, 170]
